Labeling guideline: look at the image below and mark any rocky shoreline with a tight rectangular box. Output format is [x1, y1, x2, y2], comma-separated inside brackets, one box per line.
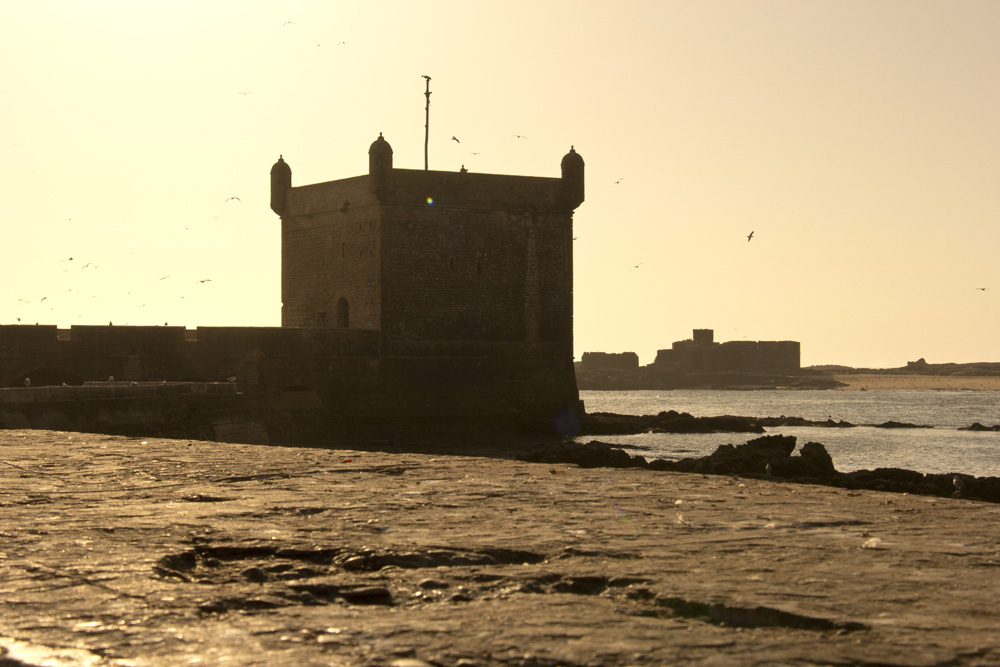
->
[566, 411, 1000, 504]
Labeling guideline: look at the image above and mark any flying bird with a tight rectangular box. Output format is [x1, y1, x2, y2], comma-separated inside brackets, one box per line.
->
[225, 196, 241, 202]
[614, 178, 625, 184]
[282, 20, 295, 25]
[512, 134, 527, 139]
[237, 92, 252, 96]
[197, 279, 212, 284]
[631, 263, 644, 270]
[747, 231, 754, 242]
[976, 287, 987, 291]
[469, 152, 481, 156]
[451, 136, 460, 143]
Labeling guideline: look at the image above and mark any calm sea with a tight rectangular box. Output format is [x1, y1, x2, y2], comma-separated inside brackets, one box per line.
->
[578, 389, 1000, 477]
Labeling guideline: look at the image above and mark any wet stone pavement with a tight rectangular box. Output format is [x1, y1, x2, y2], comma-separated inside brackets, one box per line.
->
[2, 429, 1000, 666]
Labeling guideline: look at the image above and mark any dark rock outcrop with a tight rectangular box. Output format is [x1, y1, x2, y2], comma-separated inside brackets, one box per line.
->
[517, 440, 649, 469]
[519, 435, 1000, 504]
[959, 422, 1000, 431]
[581, 410, 764, 436]
[646, 435, 836, 479]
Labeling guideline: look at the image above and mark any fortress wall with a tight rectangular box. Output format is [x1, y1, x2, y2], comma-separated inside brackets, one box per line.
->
[0, 325, 60, 348]
[283, 178, 382, 329]
[0, 326, 380, 389]
[757, 340, 800, 373]
[0, 382, 268, 443]
[380, 205, 573, 345]
[388, 170, 564, 210]
[284, 175, 373, 216]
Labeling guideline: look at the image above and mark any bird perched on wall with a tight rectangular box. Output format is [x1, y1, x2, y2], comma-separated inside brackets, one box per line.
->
[24, 378, 30, 387]
[747, 231, 755, 242]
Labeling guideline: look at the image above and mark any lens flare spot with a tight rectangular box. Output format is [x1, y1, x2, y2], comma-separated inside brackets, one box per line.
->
[426, 197, 434, 206]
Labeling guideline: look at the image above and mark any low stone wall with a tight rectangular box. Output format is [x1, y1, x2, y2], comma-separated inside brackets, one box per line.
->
[0, 383, 269, 444]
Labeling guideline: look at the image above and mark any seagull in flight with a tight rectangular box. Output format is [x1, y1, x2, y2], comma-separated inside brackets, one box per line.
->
[614, 177, 625, 184]
[512, 134, 527, 139]
[747, 231, 754, 242]
[225, 196, 241, 202]
[469, 152, 481, 156]
[451, 136, 460, 143]
[631, 263, 644, 270]
[283, 20, 295, 25]
[197, 279, 212, 284]
[976, 287, 987, 291]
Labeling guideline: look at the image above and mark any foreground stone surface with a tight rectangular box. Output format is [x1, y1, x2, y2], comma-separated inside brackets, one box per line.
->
[2, 430, 1000, 666]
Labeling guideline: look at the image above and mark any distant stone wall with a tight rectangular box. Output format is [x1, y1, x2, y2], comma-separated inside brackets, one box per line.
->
[581, 351, 640, 372]
[654, 339, 799, 374]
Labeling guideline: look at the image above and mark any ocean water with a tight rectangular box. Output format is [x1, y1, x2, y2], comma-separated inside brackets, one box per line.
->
[577, 389, 1000, 477]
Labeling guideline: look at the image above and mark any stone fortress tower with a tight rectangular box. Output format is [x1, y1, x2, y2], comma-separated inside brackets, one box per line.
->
[268, 135, 587, 433]
[0, 136, 585, 440]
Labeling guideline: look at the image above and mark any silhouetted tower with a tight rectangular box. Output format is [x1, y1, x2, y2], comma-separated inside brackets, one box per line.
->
[270, 155, 292, 216]
[693, 329, 714, 346]
[560, 146, 585, 209]
[368, 133, 393, 198]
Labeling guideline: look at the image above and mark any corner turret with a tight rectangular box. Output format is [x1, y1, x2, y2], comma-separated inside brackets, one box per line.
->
[368, 133, 393, 198]
[270, 155, 292, 216]
[560, 146, 585, 210]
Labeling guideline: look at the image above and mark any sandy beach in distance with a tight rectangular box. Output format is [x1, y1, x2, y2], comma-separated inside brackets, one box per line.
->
[833, 374, 1000, 391]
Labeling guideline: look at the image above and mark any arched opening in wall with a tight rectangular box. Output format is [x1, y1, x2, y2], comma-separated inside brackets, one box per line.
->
[11, 368, 86, 387]
[336, 298, 349, 328]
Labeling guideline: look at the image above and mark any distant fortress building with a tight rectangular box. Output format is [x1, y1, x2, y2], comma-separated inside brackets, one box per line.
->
[0, 136, 586, 440]
[654, 329, 800, 374]
[577, 330, 801, 389]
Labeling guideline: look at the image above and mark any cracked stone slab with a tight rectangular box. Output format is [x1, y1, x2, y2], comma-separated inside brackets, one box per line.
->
[1, 429, 1000, 666]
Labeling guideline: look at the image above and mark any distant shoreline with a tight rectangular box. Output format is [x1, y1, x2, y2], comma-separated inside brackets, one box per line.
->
[832, 374, 1000, 391]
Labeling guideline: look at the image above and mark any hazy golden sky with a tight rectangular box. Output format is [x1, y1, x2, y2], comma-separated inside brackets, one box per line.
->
[2, 1, 998, 368]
